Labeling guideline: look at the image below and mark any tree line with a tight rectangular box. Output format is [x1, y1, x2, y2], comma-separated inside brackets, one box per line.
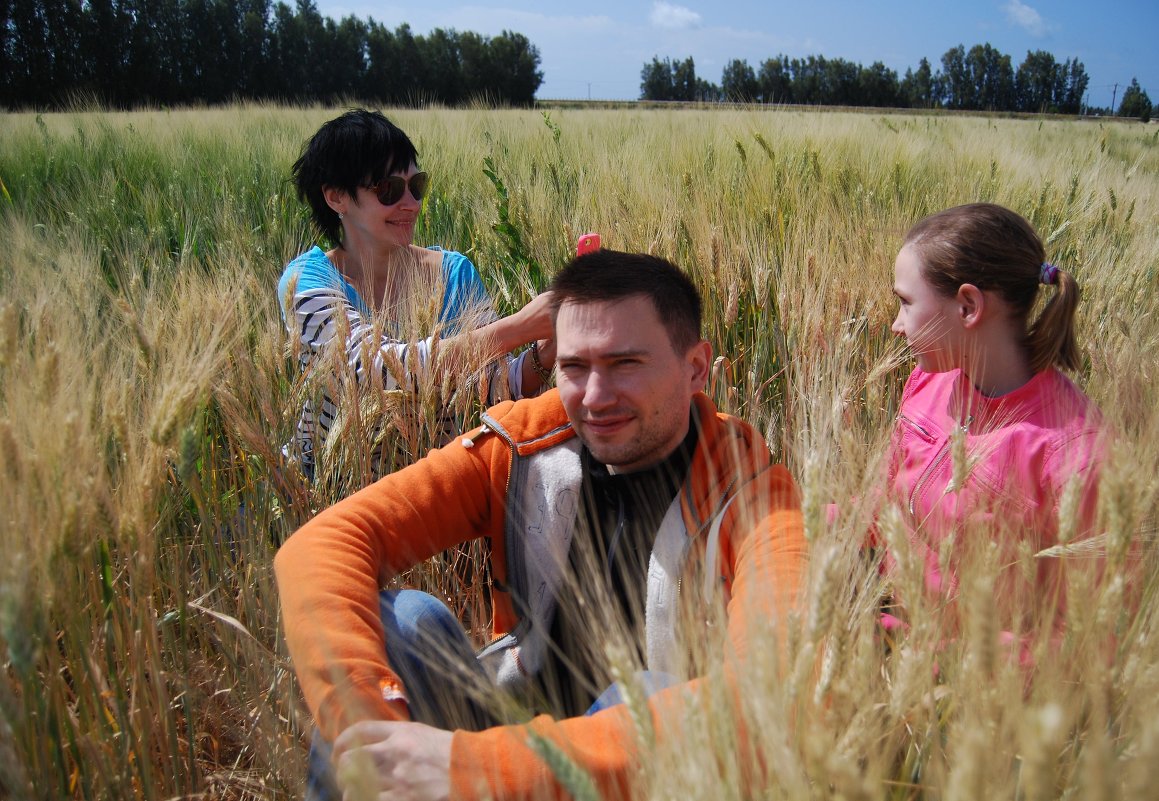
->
[1, 0, 544, 109]
[642, 44, 1154, 121]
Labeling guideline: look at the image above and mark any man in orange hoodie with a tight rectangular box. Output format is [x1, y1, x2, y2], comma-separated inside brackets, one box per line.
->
[275, 250, 807, 800]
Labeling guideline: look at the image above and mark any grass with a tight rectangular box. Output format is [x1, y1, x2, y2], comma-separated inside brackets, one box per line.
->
[1, 103, 1157, 799]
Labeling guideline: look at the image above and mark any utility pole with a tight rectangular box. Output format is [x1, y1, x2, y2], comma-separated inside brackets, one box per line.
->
[1111, 82, 1119, 113]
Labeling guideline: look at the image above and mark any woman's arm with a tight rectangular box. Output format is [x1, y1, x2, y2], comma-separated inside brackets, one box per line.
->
[439, 252, 555, 401]
[282, 252, 552, 394]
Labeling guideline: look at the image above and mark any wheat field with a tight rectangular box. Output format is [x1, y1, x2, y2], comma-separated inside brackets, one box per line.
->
[0, 105, 1156, 799]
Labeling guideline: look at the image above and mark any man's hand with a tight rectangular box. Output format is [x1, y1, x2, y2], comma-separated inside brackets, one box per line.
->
[332, 720, 453, 801]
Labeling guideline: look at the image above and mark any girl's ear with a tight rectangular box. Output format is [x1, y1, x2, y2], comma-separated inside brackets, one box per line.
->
[956, 283, 985, 329]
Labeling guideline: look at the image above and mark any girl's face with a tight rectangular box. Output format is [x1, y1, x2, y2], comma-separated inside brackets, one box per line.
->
[891, 244, 964, 372]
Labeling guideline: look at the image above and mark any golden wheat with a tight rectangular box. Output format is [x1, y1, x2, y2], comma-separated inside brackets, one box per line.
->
[0, 105, 1156, 799]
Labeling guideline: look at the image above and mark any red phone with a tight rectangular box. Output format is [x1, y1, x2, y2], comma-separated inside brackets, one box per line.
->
[576, 233, 601, 256]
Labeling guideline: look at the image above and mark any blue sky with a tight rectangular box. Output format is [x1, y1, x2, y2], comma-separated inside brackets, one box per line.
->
[317, 0, 1157, 108]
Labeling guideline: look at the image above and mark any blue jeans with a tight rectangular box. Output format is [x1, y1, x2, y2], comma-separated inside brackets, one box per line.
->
[305, 589, 677, 800]
[585, 670, 679, 714]
[306, 590, 495, 801]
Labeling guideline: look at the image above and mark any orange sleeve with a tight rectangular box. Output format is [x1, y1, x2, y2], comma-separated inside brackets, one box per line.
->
[273, 427, 510, 743]
[448, 464, 807, 801]
[720, 465, 807, 669]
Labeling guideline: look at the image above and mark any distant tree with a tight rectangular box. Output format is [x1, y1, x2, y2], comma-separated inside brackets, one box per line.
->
[1, 0, 543, 107]
[461, 30, 499, 104]
[1059, 58, 1089, 114]
[362, 21, 390, 100]
[636, 54, 695, 101]
[966, 42, 1014, 110]
[785, 54, 858, 105]
[901, 57, 935, 107]
[6, 0, 46, 105]
[491, 31, 543, 105]
[1015, 50, 1062, 112]
[358, 21, 427, 104]
[163, 0, 198, 101]
[1118, 78, 1152, 122]
[388, 23, 425, 104]
[44, 0, 86, 98]
[83, 0, 132, 103]
[720, 58, 758, 101]
[269, 0, 316, 101]
[938, 44, 974, 109]
[858, 61, 900, 107]
[319, 14, 369, 103]
[640, 56, 674, 100]
[298, 0, 331, 100]
[1015, 53, 1084, 115]
[238, 0, 275, 99]
[0, 0, 11, 100]
[791, 55, 827, 104]
[420, 28, 463, 103]
[7, 0, 91, 105]
[189, 0, 278, 103]
[646, 45, 1092, 114]
[672, 56, 697, 101]
[0, 1, 8, 68]
[696, 78, 723, 102]
[824, 57, 860, 105]
[757, 55, 792, 103]
[215, 0, 256, 98]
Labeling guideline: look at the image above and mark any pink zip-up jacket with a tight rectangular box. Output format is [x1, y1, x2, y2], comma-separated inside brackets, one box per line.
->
[884, 366, 1103, 628]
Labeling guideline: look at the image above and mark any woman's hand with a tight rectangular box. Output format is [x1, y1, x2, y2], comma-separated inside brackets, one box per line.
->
[444, 290, 557, 398]
[511, 290, 555, 343]
[476, 290, 555, 358]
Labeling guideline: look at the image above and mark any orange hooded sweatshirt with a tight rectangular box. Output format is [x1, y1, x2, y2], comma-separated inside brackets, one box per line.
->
[274, 390, 806, 800]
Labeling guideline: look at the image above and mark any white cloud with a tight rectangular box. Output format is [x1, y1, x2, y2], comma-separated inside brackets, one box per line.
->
[650, 1, 701, 30]
[1003, 0, 1047, 37]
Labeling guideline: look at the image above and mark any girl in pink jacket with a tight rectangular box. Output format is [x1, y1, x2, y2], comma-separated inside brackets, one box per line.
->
[884, 203, 1103, 638]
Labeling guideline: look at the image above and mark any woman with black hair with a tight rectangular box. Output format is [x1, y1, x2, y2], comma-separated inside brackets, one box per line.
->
[278, 109, 554, 477]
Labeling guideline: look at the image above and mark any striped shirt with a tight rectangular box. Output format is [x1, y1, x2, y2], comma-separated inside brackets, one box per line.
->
[277, 246, 528, 475]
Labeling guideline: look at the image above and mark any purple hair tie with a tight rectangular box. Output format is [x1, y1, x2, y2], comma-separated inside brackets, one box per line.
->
[1040, 262, 1059, 286]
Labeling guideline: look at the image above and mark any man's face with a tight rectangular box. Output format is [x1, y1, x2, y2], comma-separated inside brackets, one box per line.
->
[555, 295, 710, 473]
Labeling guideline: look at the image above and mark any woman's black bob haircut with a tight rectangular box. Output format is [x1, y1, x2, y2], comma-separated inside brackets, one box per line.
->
[292, 109, 419, 245]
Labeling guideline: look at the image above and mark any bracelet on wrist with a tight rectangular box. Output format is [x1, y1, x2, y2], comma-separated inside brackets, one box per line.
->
[529, 341, 553, 386]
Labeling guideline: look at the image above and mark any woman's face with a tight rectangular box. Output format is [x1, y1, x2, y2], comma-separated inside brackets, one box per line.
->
[341, 162, 424, 250]
[891, 244, 963, 372]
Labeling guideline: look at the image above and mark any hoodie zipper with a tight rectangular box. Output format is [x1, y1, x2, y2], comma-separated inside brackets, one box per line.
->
[909, 441, 950, 516]
[478, 413, 515, 500]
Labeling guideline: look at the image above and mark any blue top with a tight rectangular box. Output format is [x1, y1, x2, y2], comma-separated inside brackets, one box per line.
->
[277, 245, 491, 334]
[277, 245, 503, 474]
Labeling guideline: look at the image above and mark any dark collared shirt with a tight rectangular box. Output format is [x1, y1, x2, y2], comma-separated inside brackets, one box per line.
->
[536, 413, 699, 716]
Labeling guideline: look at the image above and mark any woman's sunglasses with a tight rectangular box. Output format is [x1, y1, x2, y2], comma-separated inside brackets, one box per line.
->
[366, 172, 429, 206]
